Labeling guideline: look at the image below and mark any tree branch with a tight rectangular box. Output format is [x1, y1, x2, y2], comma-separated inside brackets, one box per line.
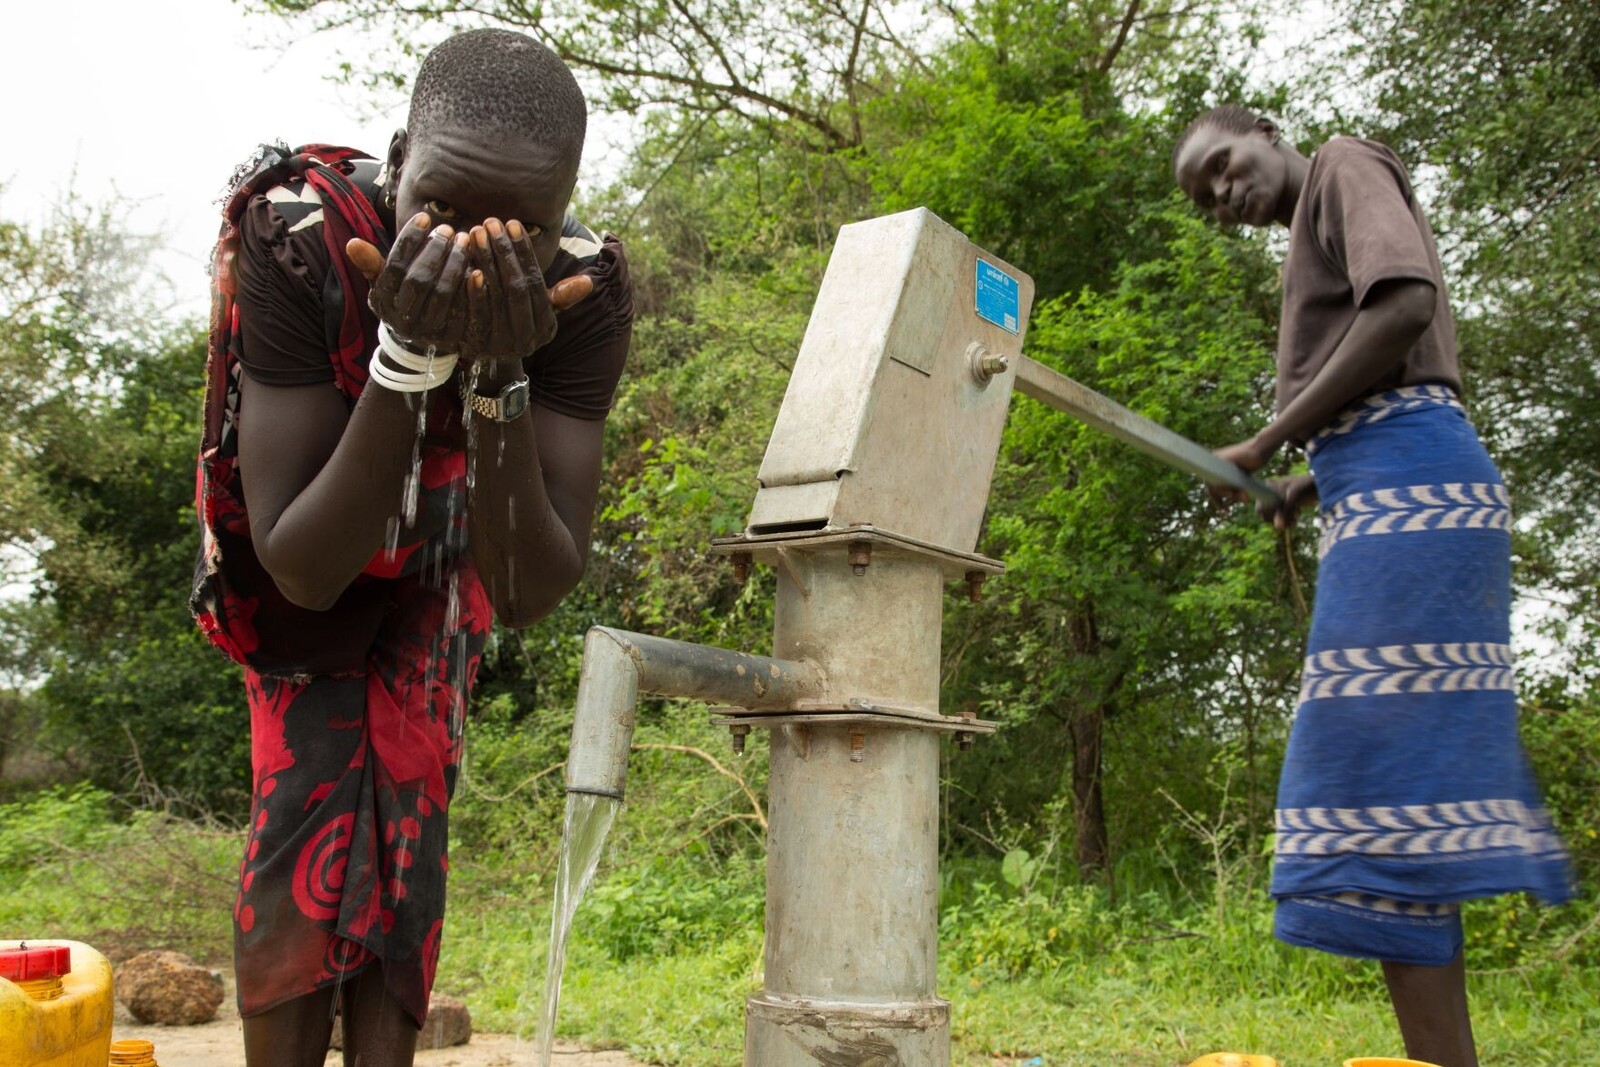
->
[667, 0, 743, 87]
[1098, 0, 1143, 73]
[555, 45, 855, 149]
[843, 0, 872, 145]
[632, 742, 768, 829]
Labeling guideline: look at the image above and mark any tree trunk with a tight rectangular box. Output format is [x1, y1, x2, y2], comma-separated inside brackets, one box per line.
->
[1066, 610, 1110, 877]
[1068, 702, 1109, 877]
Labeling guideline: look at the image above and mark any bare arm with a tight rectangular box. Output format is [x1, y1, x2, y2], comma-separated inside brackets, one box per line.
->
[236, 378, 419, 610]
[1258, 278, 1436, 454]
[455, 218, 617, 627]
[1217, 277, 1438, 474]
[468, 369, 606, 626]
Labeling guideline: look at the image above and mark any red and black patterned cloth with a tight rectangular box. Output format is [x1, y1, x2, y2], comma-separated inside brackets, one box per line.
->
[191, 144, 631, 1025]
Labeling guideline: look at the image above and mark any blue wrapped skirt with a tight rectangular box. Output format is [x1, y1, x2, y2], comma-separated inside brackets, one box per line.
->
[1270, 386, 1573, 965]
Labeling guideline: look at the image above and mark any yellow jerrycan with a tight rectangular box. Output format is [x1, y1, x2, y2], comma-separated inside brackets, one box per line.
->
[0, 940, 115, 1067]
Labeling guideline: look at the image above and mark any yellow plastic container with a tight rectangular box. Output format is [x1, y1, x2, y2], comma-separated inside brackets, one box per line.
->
[1188, 1055, 1282, 1067]
[0, 940, 115, 1067]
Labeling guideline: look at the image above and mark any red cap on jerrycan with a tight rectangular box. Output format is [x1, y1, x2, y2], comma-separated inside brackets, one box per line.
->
[0, 944, 72, 982]
[0, 943, 73, 1000]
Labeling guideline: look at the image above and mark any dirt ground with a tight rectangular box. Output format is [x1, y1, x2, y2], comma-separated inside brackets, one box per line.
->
[113, 988, 650, 1067]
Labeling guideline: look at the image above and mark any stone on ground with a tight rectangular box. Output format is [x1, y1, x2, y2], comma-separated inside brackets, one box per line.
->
[114, 949, 225, 1025]
[330, 991, 472, 1049]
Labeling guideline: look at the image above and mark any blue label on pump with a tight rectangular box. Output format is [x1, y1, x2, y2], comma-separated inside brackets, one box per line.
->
[975, 260, 1020, 334]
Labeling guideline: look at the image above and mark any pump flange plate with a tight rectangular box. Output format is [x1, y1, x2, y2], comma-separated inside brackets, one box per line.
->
[710, 706, 997, 736]
[711, 525, 1003, 579]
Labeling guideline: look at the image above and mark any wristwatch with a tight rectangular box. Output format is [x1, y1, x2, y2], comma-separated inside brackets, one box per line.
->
[462, 374, 531, 423]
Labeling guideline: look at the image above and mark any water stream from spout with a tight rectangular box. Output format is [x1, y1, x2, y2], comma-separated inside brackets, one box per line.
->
[537, 791, 621, 1066]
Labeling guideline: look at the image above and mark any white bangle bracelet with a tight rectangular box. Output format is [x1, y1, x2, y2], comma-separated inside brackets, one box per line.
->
[369, 355, 450, 392]
[369, 322, 460, 392]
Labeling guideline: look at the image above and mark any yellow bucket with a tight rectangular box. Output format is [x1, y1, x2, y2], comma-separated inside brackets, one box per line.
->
[0, 940, 115, 1067]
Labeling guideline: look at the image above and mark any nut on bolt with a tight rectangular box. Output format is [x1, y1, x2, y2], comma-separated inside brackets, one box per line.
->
[729, 723, 751, 756]
[956, 709, 977, 750]
[848, 541, 872, 577]
[730, 551, 753, 585]
[967, 341, 1011, 385]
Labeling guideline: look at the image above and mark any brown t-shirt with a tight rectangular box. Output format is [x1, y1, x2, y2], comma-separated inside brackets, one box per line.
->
[1277, 137, 1459, 415]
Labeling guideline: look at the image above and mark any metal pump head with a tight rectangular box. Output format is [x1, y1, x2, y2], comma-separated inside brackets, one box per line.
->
[746, 208, 1036, 557]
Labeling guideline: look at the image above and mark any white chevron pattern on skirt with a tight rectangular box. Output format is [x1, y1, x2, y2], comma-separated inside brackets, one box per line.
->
[1297, 641, 1515, 702]
[1275, 798, 1567, 859]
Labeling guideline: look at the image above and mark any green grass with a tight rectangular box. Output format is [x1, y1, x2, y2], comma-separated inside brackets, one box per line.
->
[435, 888, 1600, 1067]
[3, 776, 1595, 1067]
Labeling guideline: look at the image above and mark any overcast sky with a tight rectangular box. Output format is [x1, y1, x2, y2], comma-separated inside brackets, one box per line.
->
[0, 2, 396, 313]
[0, 0, 638, 319]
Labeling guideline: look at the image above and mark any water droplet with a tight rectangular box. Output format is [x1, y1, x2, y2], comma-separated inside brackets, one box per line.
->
[445, 570, 460, 634]
[401, 462, 421, 528]
[465, 364, 483, 493]
[449, 630, 469, 741]
[402, 368, 430, 529]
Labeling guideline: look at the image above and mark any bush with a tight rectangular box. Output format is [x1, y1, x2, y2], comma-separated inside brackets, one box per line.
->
[0, 784, 116, 869]
[0, 783, 237, 962]
[585, 854, 763, 961]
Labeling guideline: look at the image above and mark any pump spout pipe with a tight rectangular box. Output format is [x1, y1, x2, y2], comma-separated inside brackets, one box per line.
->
[565, 626, 826, 801]
[1013, 355, 1283, 510]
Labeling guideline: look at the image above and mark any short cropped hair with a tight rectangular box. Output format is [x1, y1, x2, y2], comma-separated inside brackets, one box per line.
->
[409, 29, 587, 160]
[1172, 104, 1264, 172]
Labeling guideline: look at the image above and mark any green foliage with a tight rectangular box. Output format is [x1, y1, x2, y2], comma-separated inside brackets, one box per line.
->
[0, 196, 247, 813]
[39, 621, 249, 814]
[1527, 698, 1600, 853]
[584, 853, 763, 962]
[0, 195, 166, 602]
[0, 784, 116, 869]
[943, 877, 1122, 979]
[869, 65, 1164, 298]
[0, 784, 236, 961]
[27, 329, 249, 815]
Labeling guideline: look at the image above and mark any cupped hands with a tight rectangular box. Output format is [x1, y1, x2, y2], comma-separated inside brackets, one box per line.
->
[345, 213, 594, 363]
